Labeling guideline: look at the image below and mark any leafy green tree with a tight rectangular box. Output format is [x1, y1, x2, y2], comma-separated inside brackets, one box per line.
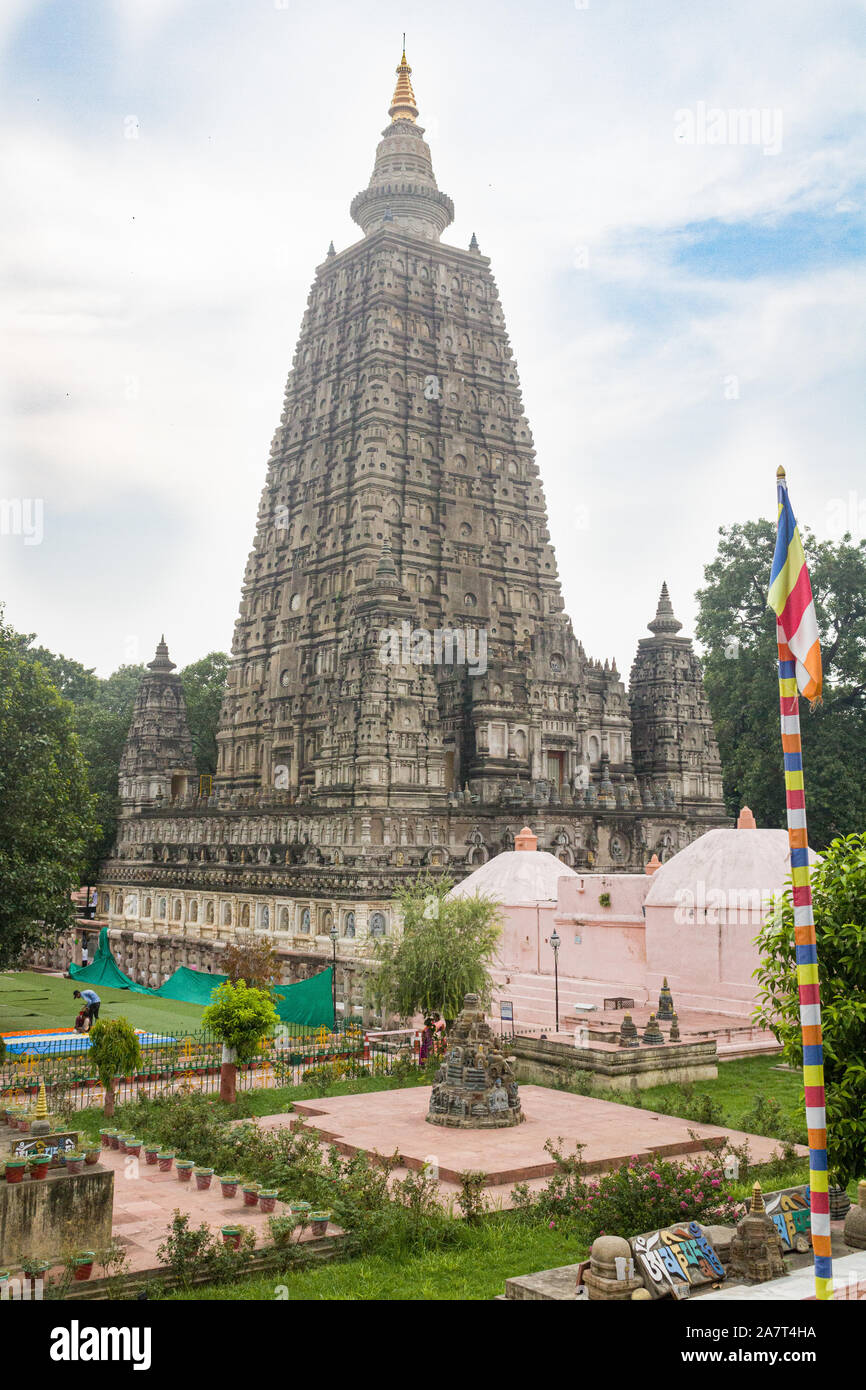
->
[696, 521, 866, 847]
[87, 1017, 143, 1117]
[369, 873, 503, 1025]
[180, 652, 230, 776]
[202, 979, 278, 1104]
[0, 611, 97, 968]
[755, 833, 866, 1184]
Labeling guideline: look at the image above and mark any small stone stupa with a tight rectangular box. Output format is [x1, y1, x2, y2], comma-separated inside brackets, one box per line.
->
[29, 1080, 52, 1136]
[427, 993, 524, 1128]
[729, 1182, 786, 1283]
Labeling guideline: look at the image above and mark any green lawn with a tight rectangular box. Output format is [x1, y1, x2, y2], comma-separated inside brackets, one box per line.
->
[164, 1220, 587, 1302]
[637, 1055, 805, 1134]
[0, 970, 206, 1036]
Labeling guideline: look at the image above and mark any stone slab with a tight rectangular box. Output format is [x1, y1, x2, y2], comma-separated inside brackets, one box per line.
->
[271, 1085, 804, 1187]
[0, 1164, 114, 1264]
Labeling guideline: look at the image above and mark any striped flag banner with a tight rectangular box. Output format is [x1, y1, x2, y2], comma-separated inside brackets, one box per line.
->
[768, 465, 831, 1300]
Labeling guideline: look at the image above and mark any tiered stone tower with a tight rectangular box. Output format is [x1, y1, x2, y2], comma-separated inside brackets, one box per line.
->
[98, 52, 727, 953]
[117, 637, 197, 814]
[629, 583, 724, 840]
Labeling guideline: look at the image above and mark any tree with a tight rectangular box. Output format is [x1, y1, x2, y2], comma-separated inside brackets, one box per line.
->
[180, 652, 230, 776]
[695, 521, 866, 847]
[202, 979, 278, 1103]
[0, 611, 97, 968]
[220, 932, 281, 990]
[88, 1017, 143, 1118]
[369, 873, 503, 1026]
[755, 833, 866, 1184]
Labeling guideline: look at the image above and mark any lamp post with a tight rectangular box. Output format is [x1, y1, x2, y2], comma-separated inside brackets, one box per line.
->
[329, 925, 338, 1024]
[549, 928, 560, 1035]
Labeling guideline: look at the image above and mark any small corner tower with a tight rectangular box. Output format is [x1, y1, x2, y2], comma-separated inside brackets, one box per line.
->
[117, 637, 197, 815]
[629, 584, 724, 820]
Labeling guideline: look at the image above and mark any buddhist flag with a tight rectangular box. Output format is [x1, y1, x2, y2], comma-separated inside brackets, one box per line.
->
[768, 465, 832, 1301]
[768, 469, 822, 704]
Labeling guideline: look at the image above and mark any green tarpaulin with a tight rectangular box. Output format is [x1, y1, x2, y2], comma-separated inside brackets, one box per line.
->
[69, 928, 150, 992]
[272, 968, 334, 1029]
[69, 931, 334, 1026]
[153, 965, 228, 1006]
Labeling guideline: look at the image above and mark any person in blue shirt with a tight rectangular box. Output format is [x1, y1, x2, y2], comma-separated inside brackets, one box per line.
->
[73, 989, 101, 1024]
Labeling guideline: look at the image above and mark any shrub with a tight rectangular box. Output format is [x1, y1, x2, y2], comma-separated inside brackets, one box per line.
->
[513, 1140, 739, 1239]
[88, 1018, 142, 1117]
[202, 979, 278, 1062]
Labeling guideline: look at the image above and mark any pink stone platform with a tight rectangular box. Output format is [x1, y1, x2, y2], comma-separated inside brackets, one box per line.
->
[264, 1086, 803, 1188]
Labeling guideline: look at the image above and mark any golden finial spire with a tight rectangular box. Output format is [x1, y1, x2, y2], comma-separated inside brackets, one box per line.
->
[389, 44, 418, 123]
[750, 1181, 765, 1214]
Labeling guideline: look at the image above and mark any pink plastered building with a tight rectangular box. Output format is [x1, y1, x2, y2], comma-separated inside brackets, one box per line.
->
[448, 815, 812, 1029]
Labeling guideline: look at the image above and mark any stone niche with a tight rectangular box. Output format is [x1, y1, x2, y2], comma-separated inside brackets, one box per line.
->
[427, 993, 524, 1128]
[0, 1166, 114, 1265]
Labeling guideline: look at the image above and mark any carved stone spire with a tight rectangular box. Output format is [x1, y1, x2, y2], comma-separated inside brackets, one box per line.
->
[647, 582, 683, 635]
[350, 49, 454, 240]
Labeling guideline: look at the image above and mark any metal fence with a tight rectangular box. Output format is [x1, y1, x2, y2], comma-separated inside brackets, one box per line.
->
[0, 1019, 420, 1113]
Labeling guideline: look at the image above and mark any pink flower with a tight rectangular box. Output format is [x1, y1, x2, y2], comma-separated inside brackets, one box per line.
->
[711, 1178, 720, 1187]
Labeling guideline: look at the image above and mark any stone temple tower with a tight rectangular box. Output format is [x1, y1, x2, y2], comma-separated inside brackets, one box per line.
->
[100, 52, 728, 950]
[629, 584, 724, 833]
[117, 637, 197, 814]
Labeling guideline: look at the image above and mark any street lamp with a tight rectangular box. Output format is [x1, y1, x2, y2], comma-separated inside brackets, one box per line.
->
[329, 925, 338, 1024]
[549, 928, 561, 1035]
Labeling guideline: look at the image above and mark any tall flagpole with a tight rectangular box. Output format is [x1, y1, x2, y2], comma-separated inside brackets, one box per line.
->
[774, 464, 833, 1301]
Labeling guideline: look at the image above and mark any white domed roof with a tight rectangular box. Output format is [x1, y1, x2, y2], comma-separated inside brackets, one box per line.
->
[448, 849, 578, 906]
[644, 827, 818, 909]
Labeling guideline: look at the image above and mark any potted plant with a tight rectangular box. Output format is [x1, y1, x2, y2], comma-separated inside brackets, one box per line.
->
[144, 1144, 159, 1166]
[310, 1210, 331, 1236]
[157, 1152, 175, 1172]
[176, 1159, 195, 1182]
[72, 1251, 95, 1282]
[84, 1145, 100, 1166]
[4, 1158, 27, 1184]
[28, 1154, 50, 1181]
[108, 1131, 122, 1150]
[115, 1134, 129, 1152]
[65, 1151, 84, 1174]
[258, 1188, 278, 1214]
[242, 1182, 260, 1208]
[219, 1174, 240, 1199]
[21, 1257, 51, 1292]
[289, 1200, 312, 1218]
[194, 1166, 214, 1191]
[125, 1137, 142, 1157]
[99, 1128, 114, 1148]
[220, 1225, 242, 1249]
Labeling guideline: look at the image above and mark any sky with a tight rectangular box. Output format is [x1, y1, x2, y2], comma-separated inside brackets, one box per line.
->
[1, 0, 864, 678]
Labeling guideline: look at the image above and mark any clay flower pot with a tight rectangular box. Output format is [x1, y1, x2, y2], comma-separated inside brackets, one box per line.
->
[84, 1148, 100, 1166]
[144, 1146, 159, 1166]
[125, 1138, 142, 1157]
[157, 1152, 175, 1172]
[4, 1159, 27, 1184]
[310, 1211, 331, 1236]
[219, 1176, 240, 1199]
[108, 1132, 122, 1150]
[73, 1252, 95, 1282]
[258, 1190, 278, 1214]
[220, 1225, 242, 1249]
[99, 1128, 114, 1148]
[289, 1201, 312, 1218]
[176, 1160, 195, 1183]
[242, 1184, 260, 1208]
[194, 1167, 214, 1191]
[28, 1157, 50, 1181]
[65, 1153, 84, 1175]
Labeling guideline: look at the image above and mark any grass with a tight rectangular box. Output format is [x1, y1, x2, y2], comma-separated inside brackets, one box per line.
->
[163, 1219, 588, 1302]
[0, 970, 206, 1036]
[636, 1055, 805, 1132]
